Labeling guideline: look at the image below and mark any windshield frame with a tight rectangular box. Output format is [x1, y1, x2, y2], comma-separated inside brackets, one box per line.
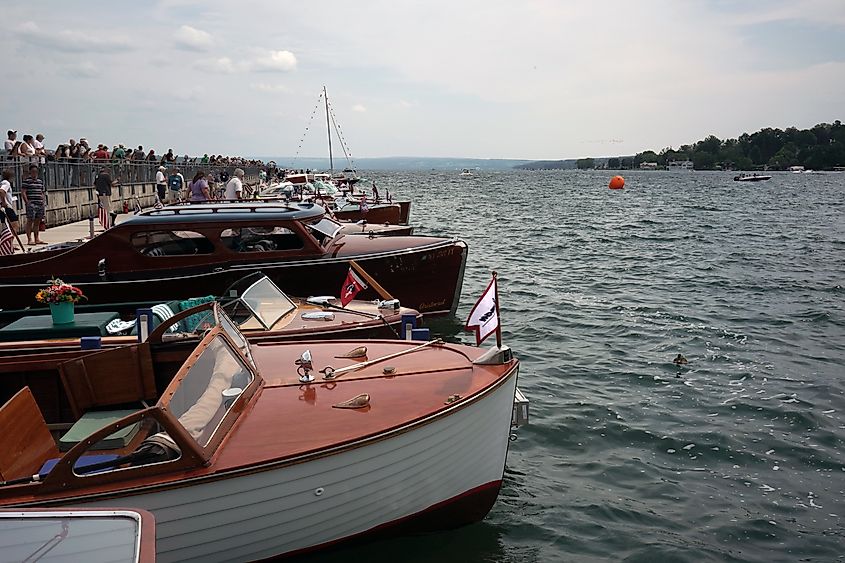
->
[234, 276, 296, 330]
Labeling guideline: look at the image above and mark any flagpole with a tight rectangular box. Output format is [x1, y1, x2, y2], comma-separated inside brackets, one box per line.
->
[493, 271, 502, 349]
[350, 260, 394, 300]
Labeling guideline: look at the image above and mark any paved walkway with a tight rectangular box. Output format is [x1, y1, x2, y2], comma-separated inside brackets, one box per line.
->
[15, 214, 128, 251]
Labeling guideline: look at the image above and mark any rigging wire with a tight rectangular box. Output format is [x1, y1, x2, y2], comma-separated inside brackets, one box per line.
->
[290, 90, 325, 169]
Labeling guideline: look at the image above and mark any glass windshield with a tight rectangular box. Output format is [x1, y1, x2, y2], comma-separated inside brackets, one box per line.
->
[307, 217, 342, 244]
[237, 277, 295, 329]
[168, 335, 253, 446]
[215, 305, 255, 368]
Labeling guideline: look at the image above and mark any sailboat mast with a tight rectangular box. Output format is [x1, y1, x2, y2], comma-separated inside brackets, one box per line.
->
[324, 85, 333, 173]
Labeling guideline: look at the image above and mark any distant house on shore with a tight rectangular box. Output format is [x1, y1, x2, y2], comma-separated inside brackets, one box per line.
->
[639, 162, 658, 170]
[667, 160, 694, 170]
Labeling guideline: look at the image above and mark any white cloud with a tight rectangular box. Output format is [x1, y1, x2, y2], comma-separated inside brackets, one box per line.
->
[17, 20, 132, 52]
[352, 104, 367, 113]
[250, 82, 291, 93]
[174, 25, 213, 51]
[197, 57, 239, 73]
[253, 50, 297, 72]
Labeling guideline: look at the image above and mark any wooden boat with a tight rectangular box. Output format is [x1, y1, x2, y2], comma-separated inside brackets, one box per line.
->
[0, 274, 422, 424]
[0, 303, 522, 562]
[0, 203, 466, 317]
[733, 173, 772, 182]
[261, 182, 410, 225]
[0, 507, 156, 562]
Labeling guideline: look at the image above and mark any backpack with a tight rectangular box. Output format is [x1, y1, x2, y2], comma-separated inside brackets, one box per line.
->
[168, 174, 183, 191]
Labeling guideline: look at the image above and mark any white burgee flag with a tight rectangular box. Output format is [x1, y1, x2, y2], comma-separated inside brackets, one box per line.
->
[465, 274, 500, 346]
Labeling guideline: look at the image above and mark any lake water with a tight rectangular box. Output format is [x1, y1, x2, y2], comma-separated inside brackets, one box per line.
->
[302, 170, 845, 562]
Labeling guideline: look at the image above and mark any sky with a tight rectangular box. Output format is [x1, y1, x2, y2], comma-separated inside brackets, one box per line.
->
[3, 0, 844, 161]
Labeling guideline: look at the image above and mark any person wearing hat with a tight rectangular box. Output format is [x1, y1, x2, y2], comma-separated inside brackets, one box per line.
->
[155, 165, 167, 202]
[4, 130, 15, 153]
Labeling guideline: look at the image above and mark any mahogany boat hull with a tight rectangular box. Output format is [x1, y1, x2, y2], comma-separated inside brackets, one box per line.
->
[334, 203, 401, 225]
[0, 340, 519, 562]
[0, 238, 467, 320]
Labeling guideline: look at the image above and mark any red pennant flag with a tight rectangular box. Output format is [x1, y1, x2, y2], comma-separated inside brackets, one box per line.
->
[340, 267, 368, 307]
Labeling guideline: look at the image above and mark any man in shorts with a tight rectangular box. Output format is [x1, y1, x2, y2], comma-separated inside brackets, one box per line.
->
[155, 165, 167, 203]
[21, 164, 46, 245]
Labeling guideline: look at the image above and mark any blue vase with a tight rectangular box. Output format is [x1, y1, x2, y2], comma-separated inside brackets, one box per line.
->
[50, 301, 75, 325]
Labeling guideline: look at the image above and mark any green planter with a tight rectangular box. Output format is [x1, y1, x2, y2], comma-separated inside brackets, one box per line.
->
[50, 301, 75, 325]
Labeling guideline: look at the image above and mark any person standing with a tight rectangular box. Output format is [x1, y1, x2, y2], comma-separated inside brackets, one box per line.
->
[19, 135, 37, 163]
[94, 167, 117, 229]
[188, 171, 211, 202]
[0, 169, 19, 236]
[167, 168, 185, 202]
[34, 134, 46, 164]
[155, 165, 167, 202]
[21, 164, 46, 245]
[224, 168, 244, 200]
[3, 130, 15, 154]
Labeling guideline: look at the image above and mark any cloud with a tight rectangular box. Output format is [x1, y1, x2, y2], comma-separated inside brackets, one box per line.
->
[174, 25, 213, 51]
[253, 50, 297, 72]
[61, 61, 100, 78]
[352, 104, 367, 113]
[17, 21, 132, 52]
[197, 57, 239, 73]
[250, 82, 291, 93]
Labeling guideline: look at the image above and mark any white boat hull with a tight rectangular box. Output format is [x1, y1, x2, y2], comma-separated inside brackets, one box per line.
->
[45, 368, 518, 562]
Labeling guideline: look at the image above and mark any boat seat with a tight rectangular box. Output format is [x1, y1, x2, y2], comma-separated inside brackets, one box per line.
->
[59, 409, 142, 452]
[39, 454, 119, 477]
[59, 343, 157, 419]
[0, 387, 60, 482]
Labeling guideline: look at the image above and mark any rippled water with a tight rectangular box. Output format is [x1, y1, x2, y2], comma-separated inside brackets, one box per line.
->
[303, 170, 845, 562]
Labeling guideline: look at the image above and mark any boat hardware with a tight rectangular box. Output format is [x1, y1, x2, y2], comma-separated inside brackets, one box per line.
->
[335, 346, 367, 359]
[306, 296, 380, 319]
[332, 393, 370, 409]
[97, 258, 108, 281]
[295, 350, 315, 383]
[321, 339, 443, 380]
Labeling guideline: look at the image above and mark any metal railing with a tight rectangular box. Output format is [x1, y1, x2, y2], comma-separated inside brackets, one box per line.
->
[0, 156, 263, 225]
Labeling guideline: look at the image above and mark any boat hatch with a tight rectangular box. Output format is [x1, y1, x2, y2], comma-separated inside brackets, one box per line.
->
[0, 509, 146, 563]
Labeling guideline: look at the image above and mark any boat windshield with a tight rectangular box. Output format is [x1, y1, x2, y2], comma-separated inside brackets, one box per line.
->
[214, 304, 255, 368]
[312, 180, 340, 196]
[223, 276, 296, 331]
[306, 217, 342, 244]
[168, 334, 253, 447]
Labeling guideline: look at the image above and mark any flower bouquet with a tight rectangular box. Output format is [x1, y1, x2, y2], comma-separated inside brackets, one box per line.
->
[36, 278, 86, 324]
[35, 278, 86, 304]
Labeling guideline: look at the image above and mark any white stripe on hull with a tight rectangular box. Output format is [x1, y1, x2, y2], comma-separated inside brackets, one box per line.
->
[76, 370, 517, 562]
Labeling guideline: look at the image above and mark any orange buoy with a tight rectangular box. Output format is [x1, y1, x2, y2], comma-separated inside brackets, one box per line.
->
[609, 175, 625, 190]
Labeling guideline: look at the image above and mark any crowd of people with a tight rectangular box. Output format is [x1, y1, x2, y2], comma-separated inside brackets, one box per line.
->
[3, 129, 265, 169]
[0, 127, 272, 255]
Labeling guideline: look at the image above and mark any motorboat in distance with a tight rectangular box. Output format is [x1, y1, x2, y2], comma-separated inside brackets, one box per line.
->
[733, 173, 772, 182]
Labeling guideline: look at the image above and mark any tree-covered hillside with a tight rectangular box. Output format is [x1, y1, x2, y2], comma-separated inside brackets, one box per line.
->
[626, 121, 845, 171]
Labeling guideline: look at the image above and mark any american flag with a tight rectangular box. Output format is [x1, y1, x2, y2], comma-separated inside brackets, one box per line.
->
[0, 222, 14, 256]
[98, 200, 111, 229]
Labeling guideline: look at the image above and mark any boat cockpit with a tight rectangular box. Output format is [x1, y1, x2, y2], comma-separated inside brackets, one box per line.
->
[0, 303, 261, 495]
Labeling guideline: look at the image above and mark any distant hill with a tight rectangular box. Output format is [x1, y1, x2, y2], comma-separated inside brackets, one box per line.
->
[257, 156, 530, 171]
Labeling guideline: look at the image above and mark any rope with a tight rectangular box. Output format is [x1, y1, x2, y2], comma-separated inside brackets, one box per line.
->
[290, 90, 325, 169]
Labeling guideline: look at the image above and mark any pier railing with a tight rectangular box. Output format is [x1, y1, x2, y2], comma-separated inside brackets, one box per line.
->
[0, 157, 262, 227]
